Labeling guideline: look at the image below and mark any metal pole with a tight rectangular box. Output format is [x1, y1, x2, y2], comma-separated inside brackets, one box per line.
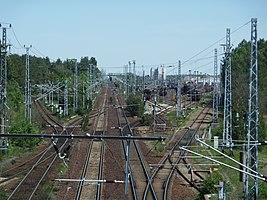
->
[223, 28, 233, 154]
[176, 61, 181, 119]
[87, 65, 90, 107]
[194, 71, 197, 105]
[245, 18, 258, 200]
[73, 60, 78, 113]
[24, 45, 32, 122]
[64, 80, 68, 116]
[0, 27, 7, 135]
[189, 70, 192, 109]
[128, 61, 132, 93]
[213, 48, 218, 122]
[133, 60, 136, 94]
[125, 140, 130, 194]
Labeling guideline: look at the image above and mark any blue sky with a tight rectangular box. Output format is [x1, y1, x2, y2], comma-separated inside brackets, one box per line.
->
[1, 0, 267, 75]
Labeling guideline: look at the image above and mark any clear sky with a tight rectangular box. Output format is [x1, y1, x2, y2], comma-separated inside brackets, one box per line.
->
[1, 0, 267, 75]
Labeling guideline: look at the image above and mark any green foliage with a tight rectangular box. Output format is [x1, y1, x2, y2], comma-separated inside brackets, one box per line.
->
[8, 80, 24, 112]
[6, 54, 100, 118]
[82, 114, 89, 131]
[0, 190, 7, 199]
[222, 39, 267, 140]
[212, 123, 223, 137]
[126, 93, 144, 117]
[140, 115, 150, 126]
[258, 181, 267, 199]
[9, 121, 40, 149]
[154, 142, 165, 154]
[196, 173, 223, 200]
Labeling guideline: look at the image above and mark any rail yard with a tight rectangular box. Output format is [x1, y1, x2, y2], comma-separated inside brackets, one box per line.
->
[0, 78, 215, 200]
[1, 2, 267, 199]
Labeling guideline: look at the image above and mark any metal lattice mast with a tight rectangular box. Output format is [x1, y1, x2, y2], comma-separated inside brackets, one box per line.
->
[133, 60, 136, 94]
[124, 65, 128, 99]
[128, 61, 132, 93]
[189, 70, 192, 108]
[244, 18, 258, 200]
[87, 65, 90, 104]
[213, 48, 219, 122]
[194, 71, 197, 106]
[73, 61, 78, 113]
[176, 60, 181, 119]
[82, 81, 85, 109]
[222, 28, 233, 154]
[91, 64, 93, 99]
[64, 80, 68, 116]
[0, 25, 10, 136]
[24, 45, 32, 122]
[91, 64, 94, 95]
[219, 63, 223, 106]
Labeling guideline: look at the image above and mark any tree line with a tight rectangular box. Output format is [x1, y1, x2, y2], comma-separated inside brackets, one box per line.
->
[222, 39, 267, 141]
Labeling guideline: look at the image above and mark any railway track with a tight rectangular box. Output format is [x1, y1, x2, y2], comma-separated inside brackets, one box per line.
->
[143, 104, 212, 200]
[1, 83, 212, 199]
[113, 91, 159, 200]
[1, 100, 83, 199]
[74, 87, 107, 200]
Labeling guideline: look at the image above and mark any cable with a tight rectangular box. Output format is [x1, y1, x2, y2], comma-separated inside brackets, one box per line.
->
[88, 19, 248, 77]
[161, 20, 250, 76]
[30, 47, 55, 62]
[11, 26, 55, 62]
[182, 20, 250, 67]
[32, 46, 46, 58]
[11, 27, 24, 48]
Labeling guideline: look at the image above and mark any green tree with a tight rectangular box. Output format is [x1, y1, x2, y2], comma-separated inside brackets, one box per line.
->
[9, 120, 40, 149]
[222, 39, 267, 140]
[126, 93, 144, 117]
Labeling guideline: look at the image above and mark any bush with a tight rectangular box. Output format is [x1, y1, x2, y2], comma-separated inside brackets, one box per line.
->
[9, 120, 40, 149]
[140, 115, 149, 126]
[196, 173, 223, 200]
[126, 93, 144, 117]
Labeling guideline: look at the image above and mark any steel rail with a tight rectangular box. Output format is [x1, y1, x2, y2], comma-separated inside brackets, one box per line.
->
[96, 107, 107, 200]
[2, 134, 164, 141]
[75, 108, 102, 199]
[114, 93, 138, 200]
[142, 105, 211, 199]
[75, 87, 107, 200]
[117, 95, 159, 200]
[163, 107, 211, 199]
[7, 100, 81, 199]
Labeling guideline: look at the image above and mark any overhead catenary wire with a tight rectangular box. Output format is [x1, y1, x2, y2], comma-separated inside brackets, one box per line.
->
[141, 20, 250, 76]
[32, 46, 46, 57]
[182, 20, 251, 66]
[10, 25, 55, 62]
[11, 26, 24, 49]
[5, 20, 250, 77]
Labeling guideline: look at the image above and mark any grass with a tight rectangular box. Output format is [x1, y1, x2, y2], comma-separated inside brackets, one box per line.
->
[0, 189, 7, 199]
[57, 162, 68, 177]
[166, 104, 199, 128]
[191, 142, 267, 199]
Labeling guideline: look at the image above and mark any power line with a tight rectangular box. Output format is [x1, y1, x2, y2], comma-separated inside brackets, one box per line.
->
[31, 46, 46, 57]
[182, 20, 250, 66]
[11, 27, 23, 49]
[11, 26, 55, 62]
